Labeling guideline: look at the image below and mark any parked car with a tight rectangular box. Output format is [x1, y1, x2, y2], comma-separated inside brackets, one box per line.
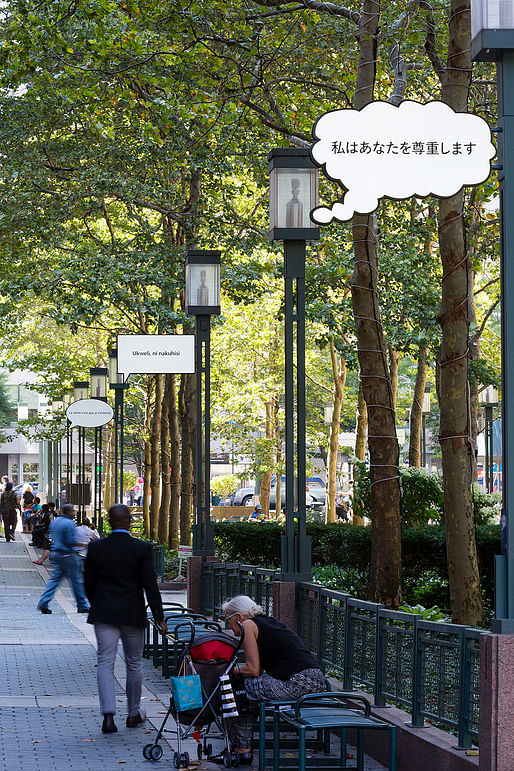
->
[232, 476, 326, 509]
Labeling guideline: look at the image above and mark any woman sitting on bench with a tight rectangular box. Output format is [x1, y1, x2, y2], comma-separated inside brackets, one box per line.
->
[218, 595, 325, 766]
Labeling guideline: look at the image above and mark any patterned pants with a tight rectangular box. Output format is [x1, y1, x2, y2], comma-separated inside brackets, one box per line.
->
[227, 667, 325, 749]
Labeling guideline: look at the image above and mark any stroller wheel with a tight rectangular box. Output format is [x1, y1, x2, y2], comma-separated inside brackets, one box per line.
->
[197, 744, 203, 760]
[149, 744, 163, 761]
[205, 743, 213, 756]
[180, 751, 190, 768]
[223, 750, 231, 768]
[173, 751, 180, 768]
[230, 751, 240, 767]
[143, 744, 153, 760]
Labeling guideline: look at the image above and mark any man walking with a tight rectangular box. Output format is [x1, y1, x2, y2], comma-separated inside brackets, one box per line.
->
[84, 504, 167, 734]
[37, 503, 89, 614]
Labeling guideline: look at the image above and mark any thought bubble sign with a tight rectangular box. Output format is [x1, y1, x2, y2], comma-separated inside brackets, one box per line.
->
[66, 399, 114, 428]
[117, 335, 195, 377]
[310, 100, 496, 223]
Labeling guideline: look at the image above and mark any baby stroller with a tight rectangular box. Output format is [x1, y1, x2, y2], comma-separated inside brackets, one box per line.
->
[143, 621, 243, 768]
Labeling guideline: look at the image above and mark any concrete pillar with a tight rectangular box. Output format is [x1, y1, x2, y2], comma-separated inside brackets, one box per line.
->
[272, 581, 298, 632]
[479, 632, 514, 771]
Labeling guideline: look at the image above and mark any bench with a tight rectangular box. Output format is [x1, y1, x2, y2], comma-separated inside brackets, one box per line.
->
[274, 692, 396, 771]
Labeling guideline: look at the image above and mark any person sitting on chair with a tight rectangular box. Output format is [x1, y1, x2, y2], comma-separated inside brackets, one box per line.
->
[214, 595, 325, 766]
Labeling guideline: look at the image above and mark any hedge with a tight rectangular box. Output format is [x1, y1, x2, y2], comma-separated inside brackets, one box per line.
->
[214, 521, 501, 612]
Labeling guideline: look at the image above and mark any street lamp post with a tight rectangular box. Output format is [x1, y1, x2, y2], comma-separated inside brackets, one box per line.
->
[73, 381, 89, 523]
[472, 1, 514, 631]
[185, 248, 221, 557]
[108, 348, 129, 505]
[90, 367, 107, 530]
[269, 148, 319, 580]
[50, 399, 63, 506]
[480, 385, 499, 494]
[63, 391, 73, 508]
[421, 386, 431, 469]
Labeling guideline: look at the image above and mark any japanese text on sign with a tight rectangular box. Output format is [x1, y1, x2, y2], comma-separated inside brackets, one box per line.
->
[310, 100, 496, 224]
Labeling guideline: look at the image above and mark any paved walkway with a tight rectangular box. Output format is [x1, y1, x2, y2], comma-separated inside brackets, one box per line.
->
[0, 528, 387, 770]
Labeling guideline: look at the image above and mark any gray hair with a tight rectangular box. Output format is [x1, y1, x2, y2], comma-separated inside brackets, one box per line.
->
[222, 595, 264, 618]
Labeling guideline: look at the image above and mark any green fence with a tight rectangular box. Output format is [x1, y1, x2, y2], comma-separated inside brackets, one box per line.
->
[201, 563, 481, 749]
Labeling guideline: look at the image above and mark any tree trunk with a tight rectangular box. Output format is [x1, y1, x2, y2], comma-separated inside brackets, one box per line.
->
[102, 426, 114, 514]
[437, 0, 483, 626]
[169, 373, 181, 549]
[274, 396, 283, 515]
[179, 372, 195, 546]
[149, 373, 164, 540]
[327, 340, 346, 523]
[158, 373, 172, 543]
[388, 344, 400, 409]
[353, 380, 367, 526]
[350, 0, 402, 605]
[142, 375, 153, 536]
[258, 401, 274, 516]
[408, 345, 429, 467]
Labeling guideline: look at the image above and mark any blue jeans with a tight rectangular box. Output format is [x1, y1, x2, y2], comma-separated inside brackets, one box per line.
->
[38, 552, 89, 611]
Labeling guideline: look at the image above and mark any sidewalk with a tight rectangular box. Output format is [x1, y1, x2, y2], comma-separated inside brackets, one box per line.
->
[0, 533, 221, 771]
[0, 529, 387, 770]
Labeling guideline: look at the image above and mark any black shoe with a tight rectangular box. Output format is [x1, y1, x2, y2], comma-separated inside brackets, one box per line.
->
[102, 714, 118, 734]
[207, 753, 227, 765]
[37, 606, 52, 614]
[126, 711, 145, 728]
[238, 752, 253, 765]
[77, 608, 89, 613]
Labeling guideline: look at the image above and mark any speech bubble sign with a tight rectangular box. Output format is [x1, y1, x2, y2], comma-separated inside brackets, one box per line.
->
[310, 100, 496, 224]
[117, 335, 195, 377]
[66, 399, 114, 428]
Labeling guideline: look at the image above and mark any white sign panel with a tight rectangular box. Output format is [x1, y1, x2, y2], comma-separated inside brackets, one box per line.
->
[117, 335, 195, 377]
[66, 399, 114, 428]
[311, 100, 496, 224]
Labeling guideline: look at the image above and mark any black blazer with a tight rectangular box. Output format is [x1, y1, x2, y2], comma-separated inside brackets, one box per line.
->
[84, 533, 164, 627]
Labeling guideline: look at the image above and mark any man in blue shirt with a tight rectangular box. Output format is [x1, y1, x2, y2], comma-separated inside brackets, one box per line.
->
[37, 503, 89, 614]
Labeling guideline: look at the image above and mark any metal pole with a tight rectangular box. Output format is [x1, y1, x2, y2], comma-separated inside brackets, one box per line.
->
[93, 427, 99, 528]
[484, 411, 491, 493]
[421, 414, 426, 468]
[114, 388, 120, 504]
[119, 387, 125, 504]
[98, 426, 103, 533]
[488, 406, 495, 493]
[494, 51, 514, 630]
[281, 240, 311, 580]
[192, 315, 214, 556]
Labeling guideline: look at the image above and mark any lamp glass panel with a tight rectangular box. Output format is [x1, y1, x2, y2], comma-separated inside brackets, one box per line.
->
[90, 371, 107, 398]
[422, 390, 431, 413]
[270, 167, 318, 229]
[108, 352, 122, 385]
[73, 384, 88, 401]
[186, 263, 220, 309]
[17, 405, 28, 420]
[472, 0, 514, 37]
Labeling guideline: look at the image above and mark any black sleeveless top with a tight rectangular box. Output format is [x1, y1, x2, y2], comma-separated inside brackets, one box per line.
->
[253, 615, 319, 681]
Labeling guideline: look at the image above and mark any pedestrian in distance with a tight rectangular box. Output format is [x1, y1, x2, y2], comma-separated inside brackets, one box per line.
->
[84, 504, 167, 735]
[37, 503, 89, 615]
[0, 482, 21, 542]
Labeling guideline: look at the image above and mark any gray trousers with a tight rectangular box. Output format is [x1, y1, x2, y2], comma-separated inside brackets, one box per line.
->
[94, 623, 145, 717]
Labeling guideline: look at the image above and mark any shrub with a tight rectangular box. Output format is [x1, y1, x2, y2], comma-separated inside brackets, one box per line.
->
[214, 521, 501, 613]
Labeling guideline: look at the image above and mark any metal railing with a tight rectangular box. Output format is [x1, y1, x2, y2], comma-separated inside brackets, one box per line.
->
[149, 542, 164, 582]
[201, 562, 280, 618]
[201, 563, 481, 749]
[297, 582, 480, 749]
